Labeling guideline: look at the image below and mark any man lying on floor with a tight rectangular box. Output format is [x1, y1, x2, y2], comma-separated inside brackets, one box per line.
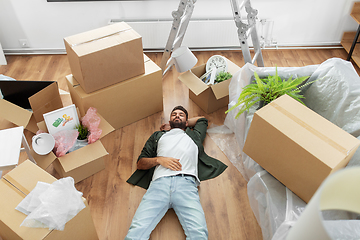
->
[126, 105, 227, 240]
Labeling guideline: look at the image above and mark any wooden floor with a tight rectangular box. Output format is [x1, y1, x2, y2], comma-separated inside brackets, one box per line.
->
[0, 47, 357, 240]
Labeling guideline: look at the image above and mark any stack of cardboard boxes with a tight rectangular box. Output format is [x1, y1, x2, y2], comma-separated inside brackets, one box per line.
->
[64, 22, 163, 130]
[30, 22, 163, 184]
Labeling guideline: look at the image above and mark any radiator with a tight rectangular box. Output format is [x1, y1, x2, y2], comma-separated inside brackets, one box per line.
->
[110, 19, 249, 50]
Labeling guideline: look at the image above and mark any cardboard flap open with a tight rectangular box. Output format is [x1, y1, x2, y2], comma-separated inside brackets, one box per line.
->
[97, 112, 115, 138]
[58, 141, 108, 172]
[210, 79, 231, 100]
[226, 58, 241, 75]
[3, 160, 56, 195]
[30, 148, 57, 171]
[178, 70, 208, 96]
[0, 99, 32, 128]
[29, 82, 63, 123]
[210, 58, 240, 100]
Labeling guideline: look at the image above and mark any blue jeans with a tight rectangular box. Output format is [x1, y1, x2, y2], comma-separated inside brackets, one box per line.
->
[125, 175, 208, 240]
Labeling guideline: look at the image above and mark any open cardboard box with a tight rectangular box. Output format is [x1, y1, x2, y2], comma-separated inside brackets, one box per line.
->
[178, 57, 240, 113]
[64, 22, 145, 94]
[0, 160, 98, 240]
[34, 107, 115, 183]
[0, 81, 63, 134]
[243, 94, 360, 203]
[66, 54, 163, 130]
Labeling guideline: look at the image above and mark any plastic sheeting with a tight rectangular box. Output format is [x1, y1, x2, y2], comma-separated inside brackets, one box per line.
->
[16, 177, 85, 231]
[208, 58, 360, 240]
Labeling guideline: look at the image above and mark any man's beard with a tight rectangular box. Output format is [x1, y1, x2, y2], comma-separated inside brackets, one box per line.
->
[170, 119, 186, 129]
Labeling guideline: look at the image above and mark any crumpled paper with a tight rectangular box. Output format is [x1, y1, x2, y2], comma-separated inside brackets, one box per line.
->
[15, 177, 85, 231]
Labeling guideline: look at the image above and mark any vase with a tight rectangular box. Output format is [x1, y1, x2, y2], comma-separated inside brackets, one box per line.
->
[257, 100, 268, 110]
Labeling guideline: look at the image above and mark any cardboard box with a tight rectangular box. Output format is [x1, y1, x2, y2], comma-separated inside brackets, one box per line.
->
[0, 160, 98, 240]
[66, 55, 163, 130]
[178, 58, 240, 113]
[0, 82, 63, 133]
[35, 110, 115, 183]
[64, 22, 145, 93]
[243, 94, 360, 203]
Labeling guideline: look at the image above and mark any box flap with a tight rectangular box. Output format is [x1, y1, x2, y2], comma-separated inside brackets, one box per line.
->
[178, 68, 209, 96]
[226, 57, 241, 75]
[0, 99, 32, 129]
[210, 79, 230, 100]
[30, 148, 57, 170]
[58, 141, 108, 172]
[3, 160, 57, 195]
[97, 112, 115, 138]
[29, 82, 63, 123]
[64, 22, 135, 49]
[210, 58, 241, 99]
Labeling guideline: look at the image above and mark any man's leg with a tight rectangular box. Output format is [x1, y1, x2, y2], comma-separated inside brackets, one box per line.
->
[125, 177, 172, 240]
[172, 176, 208, 240]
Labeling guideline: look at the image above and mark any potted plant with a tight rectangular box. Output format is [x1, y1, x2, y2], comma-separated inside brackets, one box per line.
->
[75, 123, 89, 141]
[215, 71, 233, 84]
[226, 67, 316, 119]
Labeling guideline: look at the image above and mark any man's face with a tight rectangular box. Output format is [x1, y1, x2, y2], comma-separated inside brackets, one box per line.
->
[169, 109, 188, 130]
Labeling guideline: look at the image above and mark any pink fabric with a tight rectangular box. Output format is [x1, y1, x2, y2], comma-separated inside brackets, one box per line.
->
[81, 107, 102, 144]
[52, 130, 79, 157]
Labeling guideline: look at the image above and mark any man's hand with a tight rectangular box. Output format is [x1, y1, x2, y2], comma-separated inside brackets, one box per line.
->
[157, 156, 182, 171]
[137, 156, 182, 171]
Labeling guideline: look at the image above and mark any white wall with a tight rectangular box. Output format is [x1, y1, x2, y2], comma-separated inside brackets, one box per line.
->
[0, 0, 358, 53]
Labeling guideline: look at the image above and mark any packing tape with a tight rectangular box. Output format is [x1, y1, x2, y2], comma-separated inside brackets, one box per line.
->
[70, 28, 133, 47]
[271, 102, 349, 155]
[286, 167, 360, 239]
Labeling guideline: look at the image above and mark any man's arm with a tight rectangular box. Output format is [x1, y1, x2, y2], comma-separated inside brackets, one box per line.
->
[137, 156, 182, 171]
[187, 116, 205, 128]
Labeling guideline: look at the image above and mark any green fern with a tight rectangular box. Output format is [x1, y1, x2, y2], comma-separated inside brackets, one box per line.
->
[75, 123, 89, 140]
[226, 67, 317, 119]
[215, 71, 232, 83]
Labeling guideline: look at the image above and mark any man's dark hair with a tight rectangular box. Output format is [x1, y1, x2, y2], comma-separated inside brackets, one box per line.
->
[171, 105, 188, 120]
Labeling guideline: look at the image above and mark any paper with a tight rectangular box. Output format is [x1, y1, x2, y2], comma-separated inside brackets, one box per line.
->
[286, 167, 360, 239]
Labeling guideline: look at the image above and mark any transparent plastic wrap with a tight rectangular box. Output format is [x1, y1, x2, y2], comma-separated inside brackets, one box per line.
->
[16, 177, 85, 231]
[52, 130, 79, 157]
[213, 58, 360, 240]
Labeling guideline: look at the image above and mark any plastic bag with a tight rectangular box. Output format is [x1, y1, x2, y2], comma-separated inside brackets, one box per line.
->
[16, 177, 85, 231]
[81, 107, 102, 144]
[52, 130, 78, 157]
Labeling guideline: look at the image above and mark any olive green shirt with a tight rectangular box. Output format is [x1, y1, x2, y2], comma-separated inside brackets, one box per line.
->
[126, 118, 228, 189]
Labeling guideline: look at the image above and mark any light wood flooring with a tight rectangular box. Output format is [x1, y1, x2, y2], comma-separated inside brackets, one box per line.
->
[0, 47, 357, 240]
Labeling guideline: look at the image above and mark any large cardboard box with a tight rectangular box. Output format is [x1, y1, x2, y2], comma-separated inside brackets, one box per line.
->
[243, 94, 360, 203]
[0, 160, 98, 240]
[66, 55, 163, 130]
[0, 82, 63, 133]
[178, 58, 240, 113]
[64, 22, 145, 93]
[35, 110, 115, 183]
